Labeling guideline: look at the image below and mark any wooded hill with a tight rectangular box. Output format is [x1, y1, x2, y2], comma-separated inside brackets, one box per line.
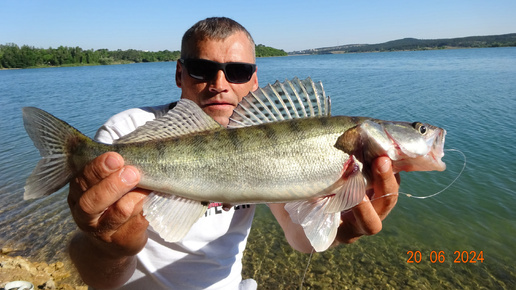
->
[290, 33, 516, 55]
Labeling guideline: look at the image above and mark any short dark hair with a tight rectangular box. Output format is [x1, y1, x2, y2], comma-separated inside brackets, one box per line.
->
[181, 17, 255, 59]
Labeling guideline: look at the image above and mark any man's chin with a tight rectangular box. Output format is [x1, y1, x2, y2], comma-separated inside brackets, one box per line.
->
[202, 106, 233, 126]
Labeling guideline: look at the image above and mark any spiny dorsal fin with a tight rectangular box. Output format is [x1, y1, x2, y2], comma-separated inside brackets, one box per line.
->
[227, 77, 331, 128]
[115, 99, 223, 144]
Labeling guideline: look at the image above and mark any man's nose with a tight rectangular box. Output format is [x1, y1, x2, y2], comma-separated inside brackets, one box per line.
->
[209, 70, 230, 93]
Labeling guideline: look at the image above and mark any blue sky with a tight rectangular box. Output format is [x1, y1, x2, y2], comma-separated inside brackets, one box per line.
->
[2, 0, 515, 52]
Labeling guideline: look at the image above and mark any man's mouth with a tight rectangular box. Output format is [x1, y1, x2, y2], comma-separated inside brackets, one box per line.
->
[201, 101, 235, 109]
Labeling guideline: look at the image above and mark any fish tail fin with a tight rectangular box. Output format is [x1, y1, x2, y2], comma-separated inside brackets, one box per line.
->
[22, 107, 89, 199]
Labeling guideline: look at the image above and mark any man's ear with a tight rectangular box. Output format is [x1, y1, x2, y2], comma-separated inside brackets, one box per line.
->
[251, 67, 259, 91]
[175, 60, 182, 88]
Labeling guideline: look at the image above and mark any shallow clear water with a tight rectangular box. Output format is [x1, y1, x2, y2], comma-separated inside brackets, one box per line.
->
[1, 48, 515, 288]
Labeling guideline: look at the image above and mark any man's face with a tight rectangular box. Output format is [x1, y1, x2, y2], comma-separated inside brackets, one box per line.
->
[176, 31, 259, 127]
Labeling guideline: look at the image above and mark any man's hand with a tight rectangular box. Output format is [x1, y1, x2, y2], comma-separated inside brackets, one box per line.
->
[336, 156, 400, 244]
[68, 152, 150, 288]
[68, 152, 150, 256]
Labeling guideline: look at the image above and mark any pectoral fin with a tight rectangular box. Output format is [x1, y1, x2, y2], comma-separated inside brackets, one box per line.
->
[285, 157, 367, 252]
[143, 192, 208, 243]
[324, 158, 366, 213]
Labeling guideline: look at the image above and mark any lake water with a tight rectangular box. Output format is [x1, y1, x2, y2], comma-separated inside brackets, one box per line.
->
[1, 48, 515, 288]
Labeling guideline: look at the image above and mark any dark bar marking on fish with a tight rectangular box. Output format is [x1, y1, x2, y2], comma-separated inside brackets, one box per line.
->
[211, 130, 222, 140]
[192, 134, 208, 151]
[154, 141, 169, 170]
[227, 128, 243, 150]
[317, 116, 330, 127]
[288, 119, 304, 134]
[154, 140, 168, 154]
[259, 124, 278, 142]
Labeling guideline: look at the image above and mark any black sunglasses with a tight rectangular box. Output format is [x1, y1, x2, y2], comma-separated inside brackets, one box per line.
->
[179, 58, 256, 84]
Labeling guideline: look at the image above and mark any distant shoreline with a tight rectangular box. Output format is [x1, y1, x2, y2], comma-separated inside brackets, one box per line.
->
[288, 33, 516, 55]
[0, 44, 286, 70]
[288, 45, 494, 56]
[0, 60, 137, 70]
[1, 46, 510, 70]
[0, 55, 288, 70]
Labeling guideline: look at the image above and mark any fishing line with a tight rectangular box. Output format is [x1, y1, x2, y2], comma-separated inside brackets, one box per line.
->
[369, 148, 466, 201]
[299, 248, 314, 290]
[400, 148, 466, 199]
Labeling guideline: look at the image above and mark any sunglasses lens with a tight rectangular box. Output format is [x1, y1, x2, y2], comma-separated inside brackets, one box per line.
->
[225, 63, 255, 84]
[186, 59, 217, 81]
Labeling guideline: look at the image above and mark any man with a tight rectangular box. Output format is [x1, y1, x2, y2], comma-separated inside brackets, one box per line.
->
[68, 17, 399, 289]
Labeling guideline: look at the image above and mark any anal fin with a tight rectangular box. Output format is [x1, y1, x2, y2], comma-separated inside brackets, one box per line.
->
[143, 192, 207, 243]
[285, 198, 340, 252]
[285, 156, 367, 252]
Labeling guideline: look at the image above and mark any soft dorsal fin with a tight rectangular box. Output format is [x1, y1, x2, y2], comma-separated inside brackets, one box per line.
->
[227, 77, 331, 128]
[116, 99, 223, 144]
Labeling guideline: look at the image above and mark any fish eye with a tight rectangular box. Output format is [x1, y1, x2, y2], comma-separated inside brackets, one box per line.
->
[412, 122, 427, 135]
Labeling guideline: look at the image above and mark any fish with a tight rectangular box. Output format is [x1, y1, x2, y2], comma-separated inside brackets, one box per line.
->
[22, 77, 446, 251]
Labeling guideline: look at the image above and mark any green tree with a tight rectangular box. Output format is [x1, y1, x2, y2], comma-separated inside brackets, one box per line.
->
[0, 43, 22, 68]
[0, 43, 184, 68]
[255, 44, 287, 57]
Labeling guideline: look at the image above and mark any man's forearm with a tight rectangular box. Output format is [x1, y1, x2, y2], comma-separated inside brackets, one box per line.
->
[69, 231, 137, 289]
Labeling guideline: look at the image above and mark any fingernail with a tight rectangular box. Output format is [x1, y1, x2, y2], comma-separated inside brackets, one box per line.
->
[120, 167, 138, 184]
[378, 158, 391, 174]
[105, 155, 121, 170]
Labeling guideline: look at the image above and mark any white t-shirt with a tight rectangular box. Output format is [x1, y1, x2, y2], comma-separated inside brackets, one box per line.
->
[94, 104, 257, 290]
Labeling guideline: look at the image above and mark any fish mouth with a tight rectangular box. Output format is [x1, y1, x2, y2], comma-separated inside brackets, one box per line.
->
[430, 128, 447, 171]
[415, 127, 446, 172]
[386, 125, 447, 172]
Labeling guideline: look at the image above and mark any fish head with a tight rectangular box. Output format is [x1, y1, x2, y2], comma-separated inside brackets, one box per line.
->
[375, 120, 447, 172]
[343, 120, 446, 173]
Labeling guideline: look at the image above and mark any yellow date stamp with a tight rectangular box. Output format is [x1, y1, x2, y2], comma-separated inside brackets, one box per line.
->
[406, 250, 484, 264]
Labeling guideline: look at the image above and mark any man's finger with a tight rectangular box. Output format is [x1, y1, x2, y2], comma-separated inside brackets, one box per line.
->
[80, 166, 139, 214]
[351, 195, 382, 235]
[68, 152, 124, 208]
[80, 152, 125, 189]
[370, 157, 399, 220]
[110, 211, 150, 257]
[96, 189, 150, 236]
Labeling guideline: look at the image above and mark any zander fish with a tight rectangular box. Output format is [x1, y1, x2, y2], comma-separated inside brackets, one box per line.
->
[22, 77, 446, 251]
